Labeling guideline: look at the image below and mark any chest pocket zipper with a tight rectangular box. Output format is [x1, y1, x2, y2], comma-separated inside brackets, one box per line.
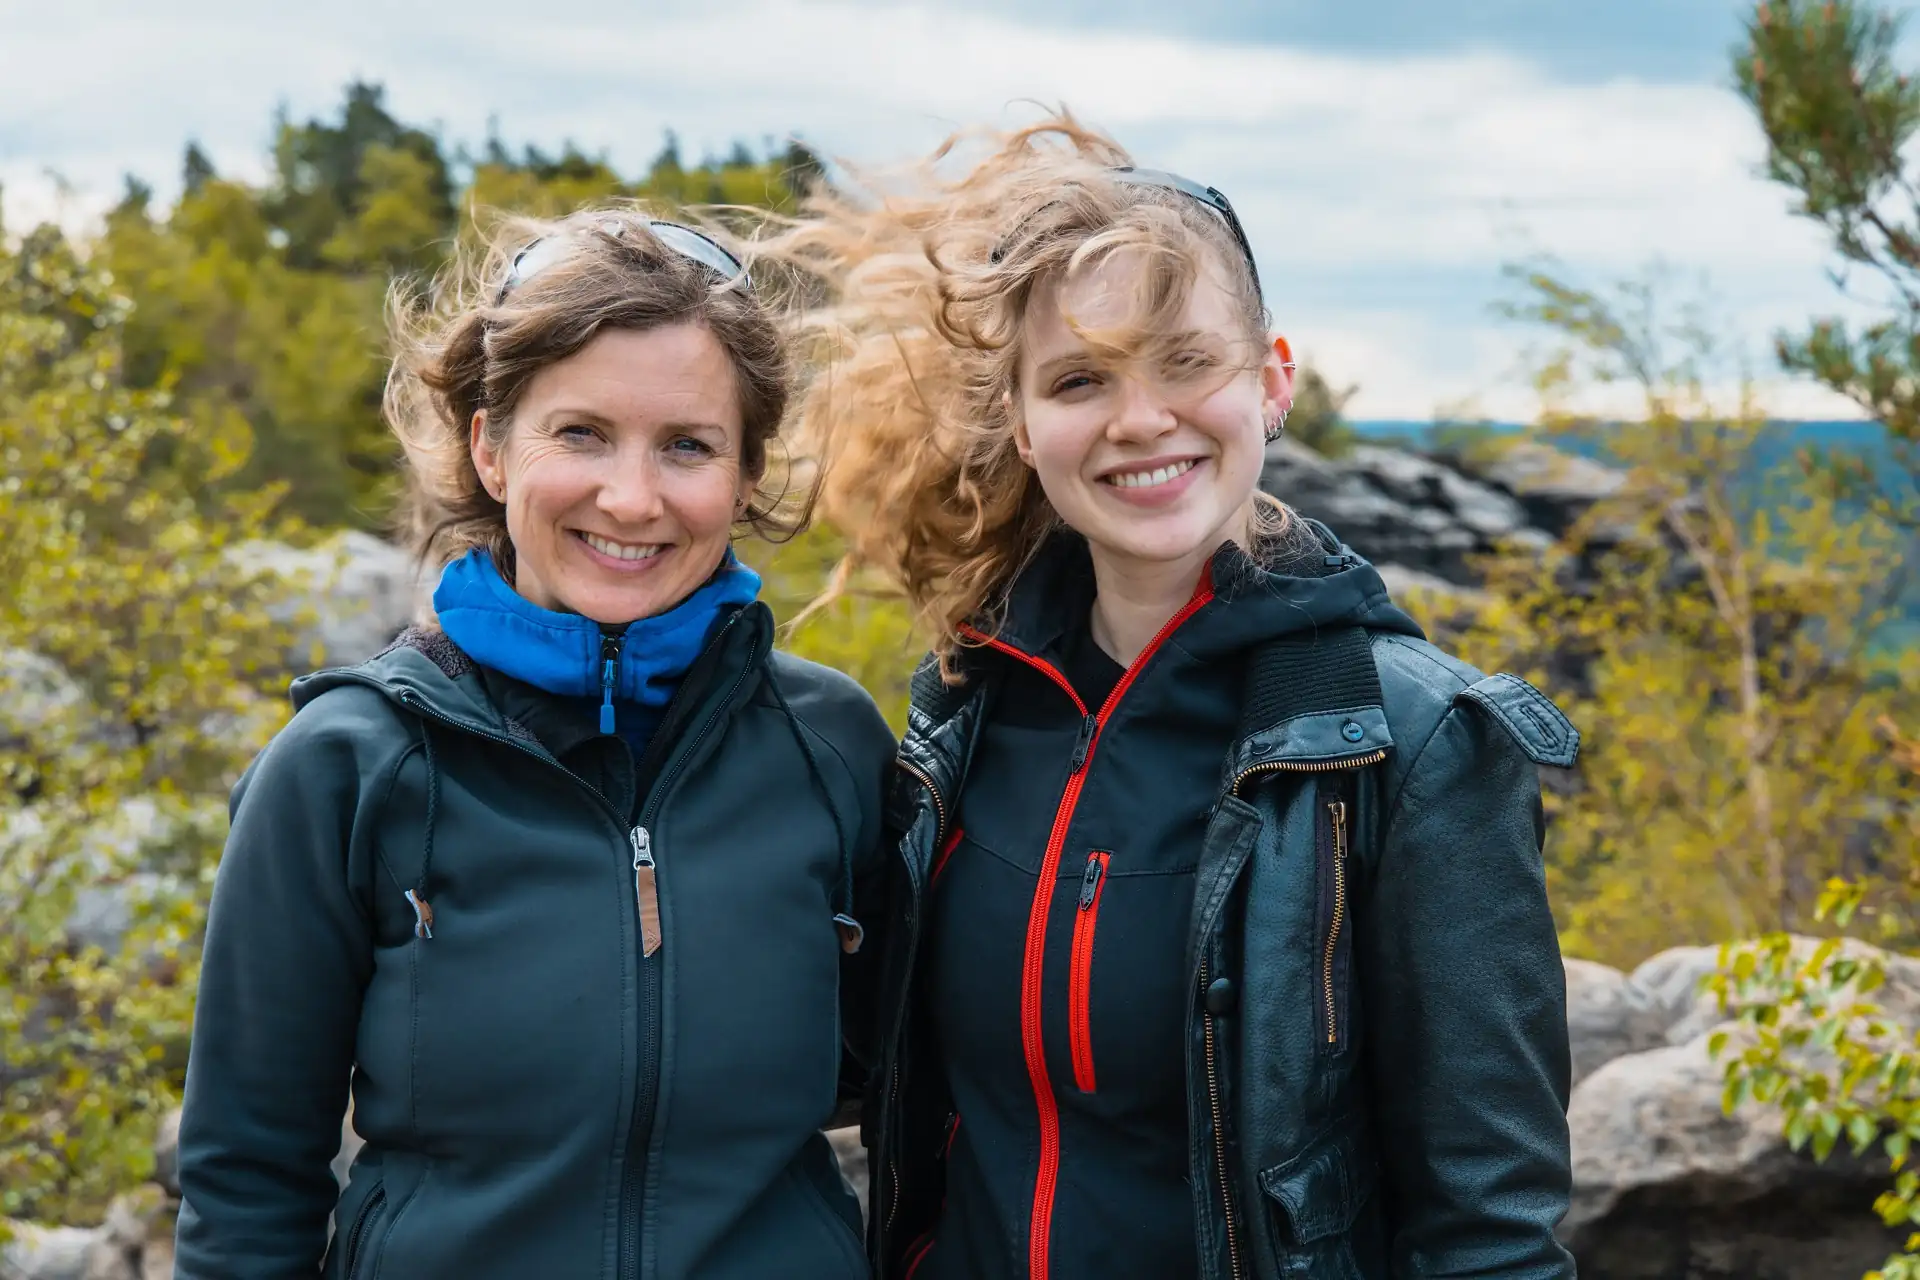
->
[1319, 788, 1353, 1055]
[1068, 850, 1111, 1093]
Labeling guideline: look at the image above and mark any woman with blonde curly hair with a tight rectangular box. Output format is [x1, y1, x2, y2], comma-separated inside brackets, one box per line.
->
[765, 116, 1579, 1279]
[173, 206, 891, 1279]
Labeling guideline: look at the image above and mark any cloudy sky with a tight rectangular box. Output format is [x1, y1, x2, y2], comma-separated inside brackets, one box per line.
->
[0, 0, 1882, 420]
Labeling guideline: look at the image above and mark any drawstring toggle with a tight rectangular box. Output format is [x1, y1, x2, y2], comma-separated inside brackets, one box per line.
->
[405, 888, 435, 939]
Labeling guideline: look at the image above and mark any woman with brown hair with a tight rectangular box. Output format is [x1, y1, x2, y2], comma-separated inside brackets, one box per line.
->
[766, 118, 1579, 1279]
[172, 207, 891, 1279]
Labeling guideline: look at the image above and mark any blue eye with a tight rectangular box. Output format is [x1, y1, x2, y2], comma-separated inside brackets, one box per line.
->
[669, 436, 714, 456]
[558, 424, 599, 441]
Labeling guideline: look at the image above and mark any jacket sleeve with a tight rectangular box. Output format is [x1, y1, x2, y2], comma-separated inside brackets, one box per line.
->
[1358, 692, 1576, 1278]
[173, 690, 392, 1279]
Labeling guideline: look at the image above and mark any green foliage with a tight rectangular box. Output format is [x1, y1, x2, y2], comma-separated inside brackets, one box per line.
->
[1737, 0, 1920, 525]
[1457, 264, 1919, 965]
[96, 83, 822, 531]
[265, 82, 455, 275]
[1713, 881, 1920, 1279]
[0, 229, 292, 1224]
[1695, 10, 1920, 1278]
[759, 527, 917, 733]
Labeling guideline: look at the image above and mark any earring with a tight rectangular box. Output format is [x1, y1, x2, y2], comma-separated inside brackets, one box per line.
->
[1264, 408, 1289, 443]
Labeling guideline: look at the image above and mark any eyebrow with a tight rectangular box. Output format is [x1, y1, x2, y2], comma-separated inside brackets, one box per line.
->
[1031, 353, 1095, 385]
[540, 407, 733, 436]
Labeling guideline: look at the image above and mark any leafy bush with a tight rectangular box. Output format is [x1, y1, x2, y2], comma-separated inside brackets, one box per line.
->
[0, 229, 292, 1224]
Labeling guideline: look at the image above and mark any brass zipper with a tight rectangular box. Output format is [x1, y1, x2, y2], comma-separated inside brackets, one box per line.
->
[896, 757, 949, 848]
[1201, 962, 1245, 1280]
[1324, 801, 1348, 1047]
[1230, 748, 1386, 796]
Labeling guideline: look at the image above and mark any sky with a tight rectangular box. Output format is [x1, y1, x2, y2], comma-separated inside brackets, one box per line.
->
[0, 0, 1885, 421]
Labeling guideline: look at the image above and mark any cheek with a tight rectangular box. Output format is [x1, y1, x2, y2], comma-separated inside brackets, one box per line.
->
[505, 450, 595, 518]
[663, 468, 744, 535]
[1192, 385, 1262, 451]
[1018, 404, 1095, 479]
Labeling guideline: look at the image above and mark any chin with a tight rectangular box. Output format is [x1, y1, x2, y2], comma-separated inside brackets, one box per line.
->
[1093, 522, 1224, 567]
[555, 589, 650, 627]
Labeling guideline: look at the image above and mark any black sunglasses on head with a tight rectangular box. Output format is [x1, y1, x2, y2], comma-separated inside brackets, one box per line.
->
[494, 218, 750, 305]
[1111, 167, 1261, 294]
[989, 167, 1262, 294]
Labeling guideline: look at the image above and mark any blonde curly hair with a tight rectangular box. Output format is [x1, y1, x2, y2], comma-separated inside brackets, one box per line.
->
[746, 110, 1292, 673]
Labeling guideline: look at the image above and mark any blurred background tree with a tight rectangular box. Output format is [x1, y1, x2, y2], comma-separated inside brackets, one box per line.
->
[0, 228, 292, 1224]
[1283, 363, 1358, 455]
[94, 82, 827, 531]
[1460, 263, 1918, 966]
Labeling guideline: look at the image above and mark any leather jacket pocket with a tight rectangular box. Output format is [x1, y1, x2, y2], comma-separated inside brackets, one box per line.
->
[1257, 1115, 1378, 1279]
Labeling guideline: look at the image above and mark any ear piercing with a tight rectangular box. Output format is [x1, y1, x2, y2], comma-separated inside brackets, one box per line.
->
[1264, 409, 1289, 443]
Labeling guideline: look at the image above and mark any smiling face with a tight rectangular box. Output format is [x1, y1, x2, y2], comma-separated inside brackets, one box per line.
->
[1013, 249, 1291, 585]
[470, 324, 754, 625]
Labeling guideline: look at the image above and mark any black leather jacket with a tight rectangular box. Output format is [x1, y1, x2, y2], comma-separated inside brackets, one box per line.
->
[847, 531, 1578, 1279]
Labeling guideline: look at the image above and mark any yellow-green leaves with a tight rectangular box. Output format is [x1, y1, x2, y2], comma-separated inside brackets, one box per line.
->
[1459, 266, 1919, 966]
[0, 228, 293, 1224]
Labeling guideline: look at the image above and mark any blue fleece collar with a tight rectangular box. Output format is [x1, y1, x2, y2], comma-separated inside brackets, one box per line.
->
[432, 547, 762, 731]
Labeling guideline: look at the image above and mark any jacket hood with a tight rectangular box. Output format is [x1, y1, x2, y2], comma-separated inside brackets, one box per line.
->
[290, 626, 510, 732]
[990, 520, 1425, 666]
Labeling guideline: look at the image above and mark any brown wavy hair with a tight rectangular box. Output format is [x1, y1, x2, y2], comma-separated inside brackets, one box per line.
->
[384, 202, 800, 585]
[744, 110, 1288, 672]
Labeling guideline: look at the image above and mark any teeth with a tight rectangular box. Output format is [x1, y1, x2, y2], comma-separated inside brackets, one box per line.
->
[1107, 460, 1197, 490]
[582, 533, 664, 562]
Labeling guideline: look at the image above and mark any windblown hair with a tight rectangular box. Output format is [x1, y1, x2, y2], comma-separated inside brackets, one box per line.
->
[745, 111, 1290, 671]
[384, 203, 798, 582]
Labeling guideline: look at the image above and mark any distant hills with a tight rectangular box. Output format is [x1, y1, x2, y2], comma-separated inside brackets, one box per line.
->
[1350, 419, 1892, 451]
[1351, 418, 1910, 496]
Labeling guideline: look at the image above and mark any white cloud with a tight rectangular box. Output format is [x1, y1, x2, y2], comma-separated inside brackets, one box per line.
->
[0, 0, 1874, 419]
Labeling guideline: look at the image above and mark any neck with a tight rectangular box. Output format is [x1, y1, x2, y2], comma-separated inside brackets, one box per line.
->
[1087, 542, 1214, 669]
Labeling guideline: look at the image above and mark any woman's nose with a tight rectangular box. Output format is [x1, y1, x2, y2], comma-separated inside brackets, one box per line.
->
[1107, 375, 1179, 442]
[595, 456, 665, 524]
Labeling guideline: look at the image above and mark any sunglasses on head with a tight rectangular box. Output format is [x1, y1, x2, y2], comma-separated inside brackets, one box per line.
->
[988, 167, 1262, 295]
[494, 218, 750, 305]
[1110, 167, 1261, 294]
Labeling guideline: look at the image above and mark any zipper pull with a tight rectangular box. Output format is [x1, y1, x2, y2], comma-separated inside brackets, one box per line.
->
[632, 826, 662, 956]
[600, 634, 621, 735]
[1069, 714, 1098, 772]
[403, 888, 434, 939]
[1330, 800, 1348, 861]
[1078, 853, 1106, 910]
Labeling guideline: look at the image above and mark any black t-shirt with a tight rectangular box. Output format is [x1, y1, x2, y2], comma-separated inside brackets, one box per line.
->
[1058, 616, 1125, 711]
